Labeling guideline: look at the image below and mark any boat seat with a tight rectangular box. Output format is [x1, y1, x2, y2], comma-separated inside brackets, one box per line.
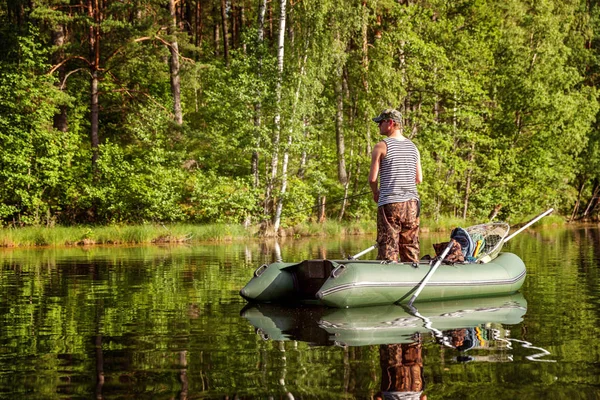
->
[290, 260, 336, 300]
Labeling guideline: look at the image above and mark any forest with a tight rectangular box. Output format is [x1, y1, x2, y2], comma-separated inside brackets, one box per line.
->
[1, 0, 600, 231]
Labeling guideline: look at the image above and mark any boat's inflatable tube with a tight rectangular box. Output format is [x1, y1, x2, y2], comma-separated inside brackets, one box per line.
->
[240, 252, 526, 308]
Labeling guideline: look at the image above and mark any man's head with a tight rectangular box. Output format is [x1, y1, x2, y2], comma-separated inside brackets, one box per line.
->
[372, 109, 403, 135]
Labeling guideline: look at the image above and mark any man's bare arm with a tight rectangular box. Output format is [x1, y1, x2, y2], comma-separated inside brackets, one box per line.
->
[415, 154, 423, 184]
[369, 142, 386, 203]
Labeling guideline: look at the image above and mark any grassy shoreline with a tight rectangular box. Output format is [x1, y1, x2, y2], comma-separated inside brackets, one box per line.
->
[0, 214, 568, 248]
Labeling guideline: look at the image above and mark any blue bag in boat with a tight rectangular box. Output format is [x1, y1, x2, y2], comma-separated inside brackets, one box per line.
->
[450, 227, 475, 258]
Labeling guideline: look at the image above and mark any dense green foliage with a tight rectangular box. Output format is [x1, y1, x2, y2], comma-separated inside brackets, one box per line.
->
[1, 0, 600, 229]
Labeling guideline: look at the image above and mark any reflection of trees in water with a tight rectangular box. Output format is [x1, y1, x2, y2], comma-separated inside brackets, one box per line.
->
[585, 227, 600, 263]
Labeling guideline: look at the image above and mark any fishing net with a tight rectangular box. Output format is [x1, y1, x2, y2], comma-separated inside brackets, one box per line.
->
[464, 222, 510, 263]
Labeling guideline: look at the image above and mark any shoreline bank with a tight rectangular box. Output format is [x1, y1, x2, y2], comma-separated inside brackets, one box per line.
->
[0, 215, 570, 249]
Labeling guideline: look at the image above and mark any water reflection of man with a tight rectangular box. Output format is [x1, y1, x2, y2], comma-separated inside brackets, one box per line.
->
[375, 337, 426, 400]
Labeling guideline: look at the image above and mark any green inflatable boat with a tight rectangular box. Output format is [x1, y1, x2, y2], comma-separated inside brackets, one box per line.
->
[239, 252, 526, 308]
[241, 293, 527, 346]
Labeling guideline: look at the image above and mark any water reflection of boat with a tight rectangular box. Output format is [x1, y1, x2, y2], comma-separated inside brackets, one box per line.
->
[241, 293, 527, 347]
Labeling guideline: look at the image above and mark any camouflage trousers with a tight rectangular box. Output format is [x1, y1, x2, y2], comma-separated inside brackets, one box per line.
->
[376, 200, 420, 262]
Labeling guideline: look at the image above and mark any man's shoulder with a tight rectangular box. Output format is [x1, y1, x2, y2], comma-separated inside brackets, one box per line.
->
[387, 137, 418, 148]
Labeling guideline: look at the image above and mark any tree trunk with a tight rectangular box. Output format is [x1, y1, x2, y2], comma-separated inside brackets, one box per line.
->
[352, 153, 361, 196]
[335, 63, 348, 185]
[273, 34, 308, 232]
[220, 0, 229, 66]
[90, 70, 99, 168]
[52, 23, 68, 132]
[213, 14, 220, 56]
[297, 118, 308, 178]
[183, 0, 193, 37]
[273, 134, 292, 232]
[268, 0, 273, 42]
[252, 0, 267, 188]
[195, 0, 203, 55]
[318, 196, 326, 223]
[570, 180, 585, 222]
[462, 143, 475, 219]
[168, 0, 183, 125]
[488, 204, 502, 221]
[265, 0, 286, 217]
[339, 179, 350, 221]
[582, 180, 600, 218]
[361, 1, 372, 155]
[240, 1, 246, 53]
[361, 0, 369, 92]
[88, 0, 101, 170]
[231, 0, 238, 49]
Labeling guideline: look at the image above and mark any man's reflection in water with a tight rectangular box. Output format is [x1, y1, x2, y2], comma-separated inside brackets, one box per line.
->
[375, 335, 426, 400]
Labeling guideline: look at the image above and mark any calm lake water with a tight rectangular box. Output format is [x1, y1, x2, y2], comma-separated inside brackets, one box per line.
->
[0, 226, 599, 399]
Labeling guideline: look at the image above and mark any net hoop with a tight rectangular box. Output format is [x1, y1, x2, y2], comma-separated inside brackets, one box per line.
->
[464, 222, 510, 262]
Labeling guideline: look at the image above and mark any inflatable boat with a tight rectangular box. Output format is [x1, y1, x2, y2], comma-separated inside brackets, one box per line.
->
[239, 252, 526, 308]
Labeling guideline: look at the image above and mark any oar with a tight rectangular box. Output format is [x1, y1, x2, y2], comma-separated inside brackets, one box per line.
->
[407, 207, 554, 307]
[504, 208, 554, 242]
[407, 240, 454, 307]
[348, 244, 377, 260]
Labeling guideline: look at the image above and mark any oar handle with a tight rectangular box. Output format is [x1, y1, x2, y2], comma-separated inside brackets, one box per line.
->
[349, 244, 377, 260]
[504, 208, 554, 242]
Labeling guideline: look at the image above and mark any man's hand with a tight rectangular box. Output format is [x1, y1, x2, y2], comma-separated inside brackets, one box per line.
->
[373, 190, 379, 203]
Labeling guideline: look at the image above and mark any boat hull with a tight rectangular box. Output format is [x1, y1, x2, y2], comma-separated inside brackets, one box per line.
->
[240, 252, 526, 308]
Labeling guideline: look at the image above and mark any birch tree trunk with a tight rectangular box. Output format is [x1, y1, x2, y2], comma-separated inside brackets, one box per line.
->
[264, 0, 286, 218]
[168, 0, 183, 125]
[273, 35, 309, 233]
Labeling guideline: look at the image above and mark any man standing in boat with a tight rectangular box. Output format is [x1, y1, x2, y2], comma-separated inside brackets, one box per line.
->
[369, 109, 423, 262]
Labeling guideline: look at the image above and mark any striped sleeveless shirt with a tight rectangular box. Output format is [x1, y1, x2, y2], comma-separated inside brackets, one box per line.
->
[378, 137, 420, 207]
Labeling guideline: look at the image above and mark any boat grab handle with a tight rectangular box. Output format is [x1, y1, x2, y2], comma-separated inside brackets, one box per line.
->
[254, 264, 268, 277]
[331, 264, 346, 278]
